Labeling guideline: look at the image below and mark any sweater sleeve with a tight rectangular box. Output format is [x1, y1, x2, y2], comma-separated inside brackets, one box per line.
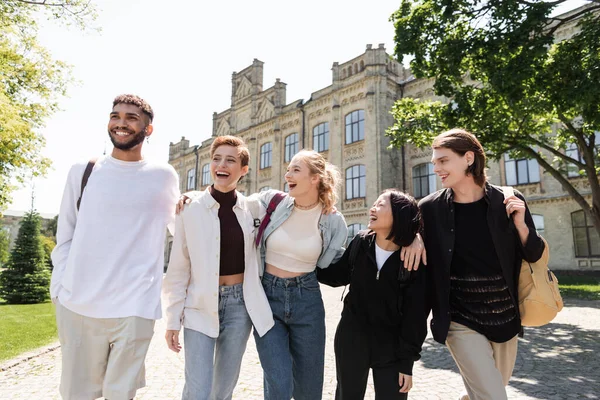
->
[50, 164, 85, 301]
[316, 234, 357, 287]
[515, 190, 545, 263]
[162, 212, 191, 331]
[395, 265, 428, 376]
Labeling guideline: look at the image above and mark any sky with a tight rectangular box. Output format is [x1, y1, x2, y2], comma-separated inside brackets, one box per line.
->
[7, 0, 589, 215]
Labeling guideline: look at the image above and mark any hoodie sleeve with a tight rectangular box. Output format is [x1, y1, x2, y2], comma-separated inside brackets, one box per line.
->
[395, 265, 428, 376]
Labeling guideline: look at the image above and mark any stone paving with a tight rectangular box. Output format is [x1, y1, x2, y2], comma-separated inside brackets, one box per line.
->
[1, 285, 599, 399]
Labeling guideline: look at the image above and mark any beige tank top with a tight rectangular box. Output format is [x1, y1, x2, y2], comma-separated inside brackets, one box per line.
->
[266, 204, 323, 273]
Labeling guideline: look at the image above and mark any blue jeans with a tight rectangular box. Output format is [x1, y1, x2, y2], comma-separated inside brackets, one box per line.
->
[254, 271, 326, 400]
[182, 283, 252, 400]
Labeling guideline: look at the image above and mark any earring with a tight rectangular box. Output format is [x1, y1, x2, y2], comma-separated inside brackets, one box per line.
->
[146, 137, 150, 144]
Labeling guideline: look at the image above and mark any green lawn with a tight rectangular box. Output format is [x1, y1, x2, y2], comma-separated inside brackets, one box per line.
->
[557, 274, 600, 301]
[0, 302, 57, 362]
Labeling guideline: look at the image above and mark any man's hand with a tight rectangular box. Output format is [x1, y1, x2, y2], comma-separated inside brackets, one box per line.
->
[503, 195, 526, 227]
[176, 195, 191, 215]
[400, 233, 427, 271]
[399, 373, 413, 393]
[165, 330, 182, 353]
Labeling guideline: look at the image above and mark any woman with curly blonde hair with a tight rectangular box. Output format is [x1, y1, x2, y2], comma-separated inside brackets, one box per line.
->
[254, 149, 348, 400]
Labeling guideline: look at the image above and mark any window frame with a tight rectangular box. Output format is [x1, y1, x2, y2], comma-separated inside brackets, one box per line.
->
[260, 142, 273, 169]
[313, 122, 330, 153]
[571, 210, 600, 257]
[345, 165, 366, 200]
[345, 110, 365, 144]
[201, 163, 211, 186]
[412, 163, 436, 198]
[347, 223, 367, 245]
[504, 153, 540, 185]
[186, 168, 196, 191]
[284, 133, 299, 163]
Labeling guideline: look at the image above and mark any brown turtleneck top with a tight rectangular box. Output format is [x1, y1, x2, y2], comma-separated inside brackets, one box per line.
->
[210, 186, 245, 276]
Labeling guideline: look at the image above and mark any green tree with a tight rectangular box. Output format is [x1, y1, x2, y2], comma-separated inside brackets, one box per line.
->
[0, 0, 97, 211]
[0, 210, 51, 303]
[39, 234, 56, 271]
[0, 229, 10, 267]
[387, 1, 600, 235]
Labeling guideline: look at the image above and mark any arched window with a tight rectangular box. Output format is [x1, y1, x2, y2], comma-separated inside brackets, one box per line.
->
[345, 110, 365, 144]
[201, 164, 211, 186]
[348, 66, 353, 76]
[354, 63, 358, 74]
[186, 168, 196, 191]
[313, 122, 329, 153]
[260, 142, 272, 169]
[347, 223, 367, 245]
[412, 163, 436, 198]
[284, 133, 299, 162]
[360, 60, 365, 71]
[571, 210, 600, 257]
[346, 165, 366, 200]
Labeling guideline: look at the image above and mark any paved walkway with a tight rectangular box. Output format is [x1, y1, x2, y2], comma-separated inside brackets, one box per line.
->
[1, 286, 599, 399]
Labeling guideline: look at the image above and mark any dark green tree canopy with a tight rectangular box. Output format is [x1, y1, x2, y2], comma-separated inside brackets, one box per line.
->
[0, 210, 51, 303]
[387, 0, 600, 234]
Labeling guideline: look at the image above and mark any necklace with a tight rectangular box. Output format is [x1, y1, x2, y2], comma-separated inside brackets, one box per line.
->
[294, 199, 320, 210]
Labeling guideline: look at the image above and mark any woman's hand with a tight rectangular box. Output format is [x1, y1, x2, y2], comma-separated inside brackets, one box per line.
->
[165, 330, 182, 353]
[399, 373, 413, 393]
[400, 233, 427, 271]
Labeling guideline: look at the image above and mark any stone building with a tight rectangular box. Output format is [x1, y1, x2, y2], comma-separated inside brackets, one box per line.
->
[167, 7, 599, 271]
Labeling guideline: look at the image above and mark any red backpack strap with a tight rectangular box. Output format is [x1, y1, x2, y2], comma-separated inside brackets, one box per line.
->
[254, 192, 287, 246]
[76, 158, 98, 211]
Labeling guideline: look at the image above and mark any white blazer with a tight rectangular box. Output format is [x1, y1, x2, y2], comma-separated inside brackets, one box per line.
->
[162, 188, 274, 337]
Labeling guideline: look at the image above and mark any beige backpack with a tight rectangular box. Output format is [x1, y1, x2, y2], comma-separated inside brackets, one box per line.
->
[501, 187, 564, 327]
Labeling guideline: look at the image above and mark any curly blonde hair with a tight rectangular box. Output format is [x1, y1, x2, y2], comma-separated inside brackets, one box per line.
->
[292, 150, 341, 213]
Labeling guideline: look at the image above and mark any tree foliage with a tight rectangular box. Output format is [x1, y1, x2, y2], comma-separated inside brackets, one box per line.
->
[39, 234, 56, 271]
[0, 210, 51, 303]
[387, 0, 600, 235]
[0, 0, 97, 212]
[0, 229, 10, 267]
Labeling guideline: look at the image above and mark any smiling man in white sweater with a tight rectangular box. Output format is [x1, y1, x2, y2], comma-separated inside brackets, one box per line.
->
[50, 94, 180, 400]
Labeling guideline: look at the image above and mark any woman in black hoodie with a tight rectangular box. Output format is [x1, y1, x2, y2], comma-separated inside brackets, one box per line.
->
[318, 189, 428, 400]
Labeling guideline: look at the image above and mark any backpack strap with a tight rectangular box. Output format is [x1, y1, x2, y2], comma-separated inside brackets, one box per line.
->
[254, 192, 287, 246]
[76, 158, 98, 211]
[501, 186, 515, 199]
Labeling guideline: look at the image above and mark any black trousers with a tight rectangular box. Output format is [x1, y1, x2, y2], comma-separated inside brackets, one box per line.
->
[334, 314, 408, 400]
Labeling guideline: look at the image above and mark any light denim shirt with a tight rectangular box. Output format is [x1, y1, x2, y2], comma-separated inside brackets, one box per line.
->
[256, 190, 348, 276]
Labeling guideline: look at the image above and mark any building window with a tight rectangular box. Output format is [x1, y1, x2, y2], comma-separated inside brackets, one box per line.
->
[259, 186, 271, 193]
[566, 143, 584, 178]
[284, 133, 299, 162]
[345, 110, 365, 144]
[283, 182, 289, 193]
[532, 214, 545, 235]
[412, 163, 436, 198]
[504, 154, 540, 185]
[186, 168, 196, 191]
[260, 142, 272, 169]
[347, 223, 367, 245]
[346, 165, 366, 200]
[201, 164, 211, 186]
[313, 123, 329, 153]
[571, 210, 600, 257]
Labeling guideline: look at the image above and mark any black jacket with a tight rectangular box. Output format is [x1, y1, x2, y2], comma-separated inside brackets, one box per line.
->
[317, 230, 428, 375]
[419, 183, 545, 344]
